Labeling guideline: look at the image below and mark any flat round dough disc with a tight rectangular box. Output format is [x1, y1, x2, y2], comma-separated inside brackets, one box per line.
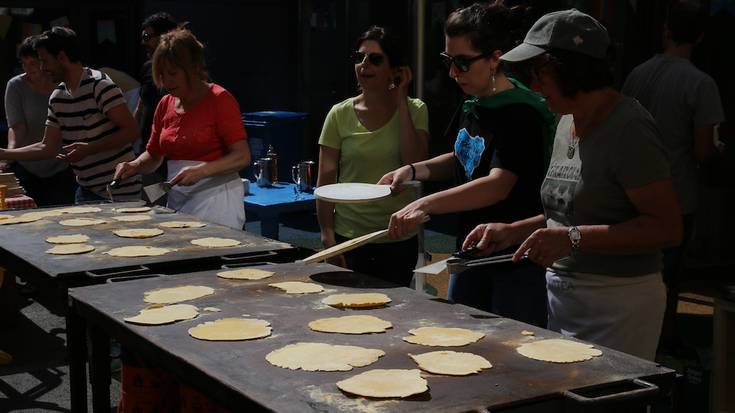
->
[112, 214, 152, 222]
[0, 214, 12, 221]
[60, 218, 106, 227]
[115, 206, 151, 213]
[159, 221, 207, 228]
[269, 281, 324, 294]
[124, 304, 199, 325]
[46, 244, 95, 255]
[403, 327, 485, 347]
[336, 369, 428, 398]
[60, 206, 102, 214]
[309, 315, 392, 334]
[106, 246, 171, 257]
[143, 285, 215, 304]
[314, 183, 392, 204]
[410, 351, 492, 376]
[46, 234, 90, 244]
[191, 237, 240, 248]
[321, 293, 391, 309]
[266, 342, 384, 372]
[19, 210, 64, 219]
[113, 228, 164, 239]
[0, 215, 43, 225]
[188, 318, 271, 341]
[516, 339, 603, 363]
[216, 268, 274, 280]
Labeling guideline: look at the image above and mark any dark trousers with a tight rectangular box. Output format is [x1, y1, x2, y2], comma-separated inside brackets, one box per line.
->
[659, 214, 695, 348]
[448, 261, 548, 328]
[11, 163, 77, 207]
[336, 234, 418, 287]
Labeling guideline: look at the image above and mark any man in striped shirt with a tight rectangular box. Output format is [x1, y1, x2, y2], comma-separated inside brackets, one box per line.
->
[0, 26, 141, 203]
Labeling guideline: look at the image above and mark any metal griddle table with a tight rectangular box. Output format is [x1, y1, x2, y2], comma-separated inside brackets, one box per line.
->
[68, 262, 676, 413]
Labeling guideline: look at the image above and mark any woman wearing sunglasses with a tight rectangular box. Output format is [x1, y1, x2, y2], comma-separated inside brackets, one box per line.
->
[316, 26, 429, 287]
[463, 10, 682, 360]
[379, 1, 554, 326]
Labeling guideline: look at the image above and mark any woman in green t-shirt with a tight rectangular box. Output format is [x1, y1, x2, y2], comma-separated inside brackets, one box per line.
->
[316, 26, 429, 287]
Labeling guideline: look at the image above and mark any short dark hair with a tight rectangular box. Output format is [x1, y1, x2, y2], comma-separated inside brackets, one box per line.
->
[142, 12, 178, 35]
[355, 26, 407, 68]
[18, 35, 40, 59]
[35, 26, 82, 63]
[445, 1, 533, 55]
[545, 48, 614, 97]
[665, 1, 707, 45]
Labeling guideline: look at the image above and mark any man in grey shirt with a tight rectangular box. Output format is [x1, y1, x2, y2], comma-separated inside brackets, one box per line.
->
[3, 35, 77, 206]
[622, 1, 725, 350]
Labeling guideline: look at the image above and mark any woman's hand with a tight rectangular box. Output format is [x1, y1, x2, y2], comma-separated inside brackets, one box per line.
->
[462, 223, 518, 257]
[321, 231, 347, 268]
[387, 200, 428, 239]
[169, 163, 209, 186]
[114, 161, 140, 181]
[392, 66, 413, 101]
[378, 165, 412, 193]
[514, 227, 572, 266]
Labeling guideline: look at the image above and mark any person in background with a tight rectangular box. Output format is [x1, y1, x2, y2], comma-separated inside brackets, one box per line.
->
[0, 27, 141, 203]
[465, 9, 682, 361]
[2, 35, 77, 206]
[316, 26, 429, 287]
[135, 12, 179, 155]
[380, 1, 553, 326]
[621, 0, 725, 352]
[114, 28, 249, 230]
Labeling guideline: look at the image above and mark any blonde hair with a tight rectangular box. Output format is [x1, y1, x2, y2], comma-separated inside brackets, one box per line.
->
[152, 28, 207, 88]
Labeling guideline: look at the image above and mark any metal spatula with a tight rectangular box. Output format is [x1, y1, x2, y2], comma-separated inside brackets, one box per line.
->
[143, 182, 173, 204]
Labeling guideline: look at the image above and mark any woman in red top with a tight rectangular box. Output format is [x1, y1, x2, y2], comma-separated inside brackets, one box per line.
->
[115, 28, 249, 229]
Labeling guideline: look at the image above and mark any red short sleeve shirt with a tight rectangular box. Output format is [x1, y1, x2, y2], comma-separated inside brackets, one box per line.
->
[146, 83, 246, 161]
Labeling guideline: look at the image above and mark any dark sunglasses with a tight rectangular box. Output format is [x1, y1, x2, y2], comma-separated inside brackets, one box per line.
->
[351, 51, 385, 66]
[141, 31, 154, 41]
[440, 52, 489, 73]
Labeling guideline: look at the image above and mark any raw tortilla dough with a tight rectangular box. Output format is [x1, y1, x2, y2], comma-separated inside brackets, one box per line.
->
[113, 228, 164, 238]
[0, 214, 43, 225]
[60, 206, 102, 214]
[188, 318, 271, 341]
[403, 327, 485, 347]
[46, 244, 95, 255]
[105, 246, 171, 257]
[269, 281, 323, 294]
[124, 304, 199, 325]
[516, 339, 602, 363]
[158, 221, 206, 228]
[336, 369, 428, 398]
[266, 342, 384, 371]
[115, 206, 151, 213]
[216, 268, 274, 280]
[308, 315, 392, 334]
[409, 351, 492, 376]
[59, 218, 106, 227]
[191, 237, 240, 248]
[521, 330, 535, 336]
[321, 293, 391, 309]
[0, 214, 12, 220]
[112, 214, 152, 222]
[46, 234, 90, 244]
[143, 285, 215, 304]
[19, 210, 64, 219]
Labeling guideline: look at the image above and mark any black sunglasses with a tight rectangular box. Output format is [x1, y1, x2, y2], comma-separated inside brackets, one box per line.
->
[141, 31, 154, 41]
[351, 51, 385, 67]
[440, 52, 489, 73]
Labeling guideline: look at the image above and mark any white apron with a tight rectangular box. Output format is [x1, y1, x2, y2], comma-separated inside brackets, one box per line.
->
[166, 160, 245, 230]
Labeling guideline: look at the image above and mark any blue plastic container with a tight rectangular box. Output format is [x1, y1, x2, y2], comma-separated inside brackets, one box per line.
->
[242, 111, 308, 182]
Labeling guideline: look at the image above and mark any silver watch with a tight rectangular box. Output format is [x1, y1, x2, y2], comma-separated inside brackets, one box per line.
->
[568, 226, 581, 251]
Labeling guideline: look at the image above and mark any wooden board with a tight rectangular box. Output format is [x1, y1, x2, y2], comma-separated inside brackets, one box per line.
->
[300, 229, 388, 264]
[314, 183, 391, 204]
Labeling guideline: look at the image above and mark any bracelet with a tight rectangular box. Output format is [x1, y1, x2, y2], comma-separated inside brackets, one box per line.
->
[409, 164, 416, 181]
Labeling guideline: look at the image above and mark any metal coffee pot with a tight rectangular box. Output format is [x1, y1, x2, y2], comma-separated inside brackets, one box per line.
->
[291, 161, 315, 192]
[253, 157, 275, 187]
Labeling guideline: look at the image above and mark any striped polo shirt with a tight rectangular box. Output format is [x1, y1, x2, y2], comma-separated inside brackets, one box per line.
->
[46, 68, 141, 199]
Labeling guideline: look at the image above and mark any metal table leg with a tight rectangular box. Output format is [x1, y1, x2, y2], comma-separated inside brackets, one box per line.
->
[67, 305, 88, 413]
[88, 324, 111, 413]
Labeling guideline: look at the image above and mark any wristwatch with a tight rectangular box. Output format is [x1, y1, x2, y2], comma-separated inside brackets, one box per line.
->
[568, 226, 581, 251]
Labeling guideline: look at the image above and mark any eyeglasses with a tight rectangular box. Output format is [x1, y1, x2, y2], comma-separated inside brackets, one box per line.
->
[141, 31, 154, 41]
[351, 51, 385, 66]
[440, 52, 489, 73]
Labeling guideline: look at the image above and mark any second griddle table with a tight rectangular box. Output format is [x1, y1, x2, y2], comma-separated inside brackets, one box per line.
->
[68, 262, 676, 413]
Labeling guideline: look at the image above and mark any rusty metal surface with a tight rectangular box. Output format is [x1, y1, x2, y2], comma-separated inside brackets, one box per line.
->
[69, 263, 675, 413]
[0, 202, 293, 278]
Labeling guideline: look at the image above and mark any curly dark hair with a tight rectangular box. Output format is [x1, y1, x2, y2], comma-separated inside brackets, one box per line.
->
[35, 26, 82, 63]
[354, 26, 407, 68]
[142, 12, 178, 35]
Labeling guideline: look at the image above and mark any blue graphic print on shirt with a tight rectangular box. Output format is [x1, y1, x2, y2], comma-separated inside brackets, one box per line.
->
[454, 128, 486, 180]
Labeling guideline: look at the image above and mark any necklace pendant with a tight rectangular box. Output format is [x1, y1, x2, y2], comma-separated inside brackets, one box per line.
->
[567, 145, 575, 159]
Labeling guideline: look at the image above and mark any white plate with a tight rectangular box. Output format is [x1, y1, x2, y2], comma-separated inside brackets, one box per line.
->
[314, 183, 392, 204]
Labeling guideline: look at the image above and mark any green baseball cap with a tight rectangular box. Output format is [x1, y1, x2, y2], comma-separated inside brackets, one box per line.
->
[501, 9, 610, 62]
